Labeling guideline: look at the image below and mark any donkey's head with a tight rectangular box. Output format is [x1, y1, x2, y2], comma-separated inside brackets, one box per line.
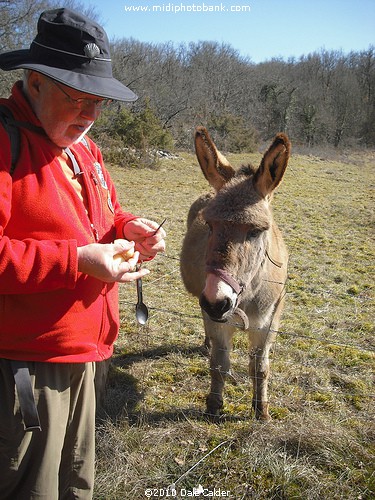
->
[195, 126, 290, 323]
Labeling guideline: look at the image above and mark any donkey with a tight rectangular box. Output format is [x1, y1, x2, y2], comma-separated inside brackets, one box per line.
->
[180, 127, 290, 420]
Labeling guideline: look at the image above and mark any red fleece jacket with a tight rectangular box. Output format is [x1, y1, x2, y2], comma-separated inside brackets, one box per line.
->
[0, 83, 136, 362]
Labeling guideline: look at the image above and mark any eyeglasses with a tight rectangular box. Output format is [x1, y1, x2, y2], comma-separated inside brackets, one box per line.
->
[50, 79, 112, 108]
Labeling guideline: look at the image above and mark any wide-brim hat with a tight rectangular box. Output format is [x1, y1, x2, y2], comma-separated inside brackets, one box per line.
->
[0, 8, 138, 102]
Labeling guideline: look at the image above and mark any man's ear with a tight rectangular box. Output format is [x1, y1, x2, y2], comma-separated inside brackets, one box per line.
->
[26, 71, 44, 99]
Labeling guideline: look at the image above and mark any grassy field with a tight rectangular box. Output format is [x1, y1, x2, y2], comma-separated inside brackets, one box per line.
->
[94, 145, 374, 499]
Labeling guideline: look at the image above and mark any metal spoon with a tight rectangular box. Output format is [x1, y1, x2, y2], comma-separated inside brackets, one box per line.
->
[135, 267, 148, 325]
[134, 218, 166, 325]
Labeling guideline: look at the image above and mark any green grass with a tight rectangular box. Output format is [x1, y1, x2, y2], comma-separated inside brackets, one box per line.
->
[94, 148, 374, 499]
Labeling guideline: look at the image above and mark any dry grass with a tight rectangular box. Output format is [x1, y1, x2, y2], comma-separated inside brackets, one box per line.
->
[94, 148, 374, 499]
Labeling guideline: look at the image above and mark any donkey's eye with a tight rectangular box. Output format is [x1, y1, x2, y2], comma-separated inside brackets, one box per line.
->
[247, 229, 260, 240]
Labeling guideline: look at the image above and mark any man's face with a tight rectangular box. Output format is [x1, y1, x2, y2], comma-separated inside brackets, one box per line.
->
[28, 72, 106, 148]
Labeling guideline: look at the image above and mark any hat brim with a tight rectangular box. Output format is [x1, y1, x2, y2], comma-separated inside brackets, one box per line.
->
[0, 49, 138, 102]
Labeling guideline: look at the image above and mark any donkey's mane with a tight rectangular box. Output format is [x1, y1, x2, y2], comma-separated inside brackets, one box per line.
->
[203, 170, 271, 228]
[236, 163, 258, 177]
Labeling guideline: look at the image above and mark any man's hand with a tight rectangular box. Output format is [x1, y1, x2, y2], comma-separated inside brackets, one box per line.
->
[123, 218, 166, 261]
[77, 239, 149, 282]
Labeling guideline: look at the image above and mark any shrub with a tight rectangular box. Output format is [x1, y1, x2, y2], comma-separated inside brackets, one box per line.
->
[90, 99, 173, 167]
[207, 113, 259, 153]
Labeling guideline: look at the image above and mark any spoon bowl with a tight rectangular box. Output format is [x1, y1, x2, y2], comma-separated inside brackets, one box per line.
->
[135, 274, 149, 325]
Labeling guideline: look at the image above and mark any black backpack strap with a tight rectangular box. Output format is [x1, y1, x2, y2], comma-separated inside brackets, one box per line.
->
[0, 104, 21, 176]
[10, 360, 41, 432]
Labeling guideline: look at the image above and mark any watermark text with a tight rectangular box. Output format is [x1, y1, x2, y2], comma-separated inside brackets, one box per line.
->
[124, 2, 251, 14]
[144, 485, 231, 497]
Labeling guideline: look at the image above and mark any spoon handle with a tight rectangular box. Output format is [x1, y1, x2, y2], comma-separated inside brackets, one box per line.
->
[136, 275, 143, 304]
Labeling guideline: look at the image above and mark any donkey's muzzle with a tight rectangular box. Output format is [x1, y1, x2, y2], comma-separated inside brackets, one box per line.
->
[199, 293, 234, 322]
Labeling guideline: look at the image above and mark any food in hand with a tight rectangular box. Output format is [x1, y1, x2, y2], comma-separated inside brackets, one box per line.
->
[113, 244, 135, 264]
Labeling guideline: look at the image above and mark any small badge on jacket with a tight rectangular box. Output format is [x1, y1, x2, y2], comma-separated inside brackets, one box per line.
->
[94, 162, 108, 189]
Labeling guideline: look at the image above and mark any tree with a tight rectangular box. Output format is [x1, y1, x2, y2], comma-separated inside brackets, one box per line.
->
[90, 100, 173, 167]
[353, 46, 375, 145]
[1, 6, 374, 149]
[207, 112, 259, 152]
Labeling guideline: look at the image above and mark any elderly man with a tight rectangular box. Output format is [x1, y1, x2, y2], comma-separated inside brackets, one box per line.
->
[0, 8, 165, 499]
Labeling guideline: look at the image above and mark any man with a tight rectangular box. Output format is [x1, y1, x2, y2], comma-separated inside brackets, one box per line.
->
[0, 8, 166, 499]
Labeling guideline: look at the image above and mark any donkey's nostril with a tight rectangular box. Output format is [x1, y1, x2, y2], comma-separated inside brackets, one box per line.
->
[217, 298, 232, 314]
[199, 294, 209, 312]
[199, 294, 233, 321]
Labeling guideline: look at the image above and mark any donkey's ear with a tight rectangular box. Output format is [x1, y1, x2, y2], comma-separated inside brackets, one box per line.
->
[195, 126, 235, 192]
[253, 133, 290, 198]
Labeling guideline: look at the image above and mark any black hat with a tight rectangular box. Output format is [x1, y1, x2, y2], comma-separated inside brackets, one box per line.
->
[0, 8, 137, 102]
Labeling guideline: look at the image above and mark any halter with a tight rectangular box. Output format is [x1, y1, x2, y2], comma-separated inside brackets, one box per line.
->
[205, 265, 246, 296]
[205, 246, 284, 296]
[205, 248, 285, 331]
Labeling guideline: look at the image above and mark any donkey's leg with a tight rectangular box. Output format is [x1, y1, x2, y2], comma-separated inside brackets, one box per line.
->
[248, 325, 277, 421]
[203, 315, 234, 416]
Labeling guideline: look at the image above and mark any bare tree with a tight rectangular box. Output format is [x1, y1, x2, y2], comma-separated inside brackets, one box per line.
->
[3, 8, 373, 150]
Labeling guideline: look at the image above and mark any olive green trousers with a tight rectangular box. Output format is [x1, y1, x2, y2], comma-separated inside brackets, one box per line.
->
[0, 360, 96, 500]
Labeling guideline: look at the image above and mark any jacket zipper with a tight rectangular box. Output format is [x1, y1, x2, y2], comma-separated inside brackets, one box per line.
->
[64, 148, 102, 244]
[88, 169, 108, 347]
[91, 223, 99, 242]
[90, 171, 104, 230]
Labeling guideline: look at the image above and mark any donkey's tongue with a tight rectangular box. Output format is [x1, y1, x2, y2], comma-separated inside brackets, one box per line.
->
[232, 308, 249, 330]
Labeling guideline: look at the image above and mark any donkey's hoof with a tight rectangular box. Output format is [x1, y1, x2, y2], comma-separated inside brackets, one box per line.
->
[206, 395, 223, 418]
[205, 396, 223, 422]
[257, 412, 271, 422]
[253, 401, 271, 421]
[204, 408, 221, 422]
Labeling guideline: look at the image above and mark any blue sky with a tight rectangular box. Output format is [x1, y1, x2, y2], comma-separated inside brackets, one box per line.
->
[80, 0, 374, 62]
